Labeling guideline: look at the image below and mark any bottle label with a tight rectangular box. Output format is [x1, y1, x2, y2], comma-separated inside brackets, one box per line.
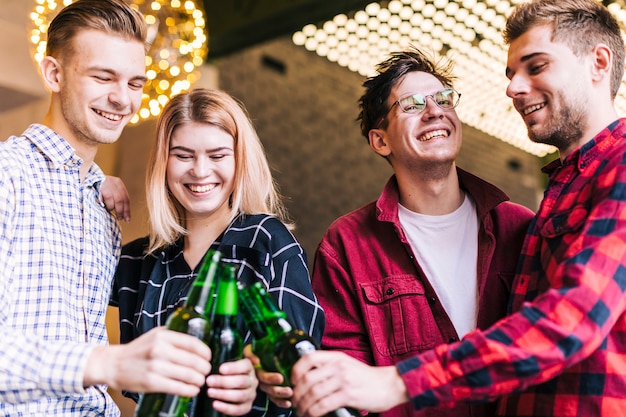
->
[294, 340, 317, 357]
[277, 318, 293, 332]
[220, 329, 236, 345]
[187, 317, 208, 339]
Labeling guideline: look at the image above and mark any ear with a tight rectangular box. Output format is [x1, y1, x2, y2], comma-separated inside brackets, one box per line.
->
[39, 56, 62, 93]
[590, 43, 612, 84]
[368, 128, 391, 157]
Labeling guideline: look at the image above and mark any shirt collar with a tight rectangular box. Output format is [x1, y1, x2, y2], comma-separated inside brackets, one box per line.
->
[23, 124, 81, 169]
[542, 118, 624, 176]
[23, 123, 106, 186]
[376, 167, 510, 223]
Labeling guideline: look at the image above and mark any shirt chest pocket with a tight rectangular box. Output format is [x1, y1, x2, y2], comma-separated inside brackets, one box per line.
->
[360, 275, 437, 357]
[538, 204, 588, 262]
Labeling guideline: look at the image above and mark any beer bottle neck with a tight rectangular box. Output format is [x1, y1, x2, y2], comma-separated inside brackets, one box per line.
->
[238, 281, 295, 340]
[215, 265, 238, 317]
[185, 250, 222, 315]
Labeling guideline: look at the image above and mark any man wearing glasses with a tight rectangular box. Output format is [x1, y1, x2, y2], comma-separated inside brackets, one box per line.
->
[257, 48, 534, 417]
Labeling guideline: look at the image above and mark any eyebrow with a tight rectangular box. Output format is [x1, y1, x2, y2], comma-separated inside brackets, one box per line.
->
[505, 51, 545, 79]
[169, 145, 234, 153]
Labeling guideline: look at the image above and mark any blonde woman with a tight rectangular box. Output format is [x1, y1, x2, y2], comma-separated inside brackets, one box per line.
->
[110, 88, 325, 417]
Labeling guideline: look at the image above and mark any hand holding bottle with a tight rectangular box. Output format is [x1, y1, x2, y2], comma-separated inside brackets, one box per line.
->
[244, 345, 293, 408]
[290, 351, 409, 417]
[85, 326, 211, 396]
[135, 250, 223, 417]
[203, 357, 258, 416]
[237, 281, 360, 417]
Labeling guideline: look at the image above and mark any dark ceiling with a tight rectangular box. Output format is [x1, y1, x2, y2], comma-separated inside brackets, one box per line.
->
[202, 0, 372, 60]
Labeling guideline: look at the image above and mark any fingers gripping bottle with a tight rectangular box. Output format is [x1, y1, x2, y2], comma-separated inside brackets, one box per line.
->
[237, 281, 360, 417]
[135, 250, 222, 417]
[192, 263, 243, 417]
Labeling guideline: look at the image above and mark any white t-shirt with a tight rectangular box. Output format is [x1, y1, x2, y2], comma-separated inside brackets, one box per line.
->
[398, 193, 479, 338]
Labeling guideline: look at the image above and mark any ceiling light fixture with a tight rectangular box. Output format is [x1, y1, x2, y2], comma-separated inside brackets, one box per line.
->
[29, 0, 209, 124]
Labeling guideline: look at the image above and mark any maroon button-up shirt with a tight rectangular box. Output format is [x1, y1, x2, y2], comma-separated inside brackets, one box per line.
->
[312, 168, 533, 417]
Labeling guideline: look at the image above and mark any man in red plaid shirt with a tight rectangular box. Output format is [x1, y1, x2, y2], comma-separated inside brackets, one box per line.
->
[289, 0, 626, 416]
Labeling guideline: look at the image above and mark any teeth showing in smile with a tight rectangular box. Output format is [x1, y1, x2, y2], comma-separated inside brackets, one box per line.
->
[94, 109, 123, 121]
[188, 184, 216, 193]
[418, 129, 448, 142]
[523, 103, 545, 116]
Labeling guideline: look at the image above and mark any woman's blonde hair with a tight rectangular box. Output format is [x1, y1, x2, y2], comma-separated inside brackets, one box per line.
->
[146, 88, 290, 253]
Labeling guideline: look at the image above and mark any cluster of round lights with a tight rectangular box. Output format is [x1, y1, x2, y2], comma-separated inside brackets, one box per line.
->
[293, 0, 626, 157]
[29, 0, 208, 124]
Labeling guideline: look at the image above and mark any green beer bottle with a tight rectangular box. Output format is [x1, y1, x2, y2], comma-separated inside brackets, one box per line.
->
[236, 281, 287, 374]
[135, 250, 222, 417]
[237, 281, 360, 417]
[192, 263, 244, 417]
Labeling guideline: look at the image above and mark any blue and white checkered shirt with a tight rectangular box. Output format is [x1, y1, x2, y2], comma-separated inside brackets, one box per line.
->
[0, 124, 122, 416]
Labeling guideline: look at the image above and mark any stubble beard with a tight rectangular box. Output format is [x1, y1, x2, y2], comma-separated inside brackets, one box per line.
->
[527, 91, 586, 152]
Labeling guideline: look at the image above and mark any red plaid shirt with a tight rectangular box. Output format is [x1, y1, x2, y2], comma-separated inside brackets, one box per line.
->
[397, 118, 626, 417]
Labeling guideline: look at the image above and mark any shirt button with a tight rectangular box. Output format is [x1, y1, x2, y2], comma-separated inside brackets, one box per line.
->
[448, 337, 457, 343]
[386, 288, 395, 296]
[428, 297, 436, 305]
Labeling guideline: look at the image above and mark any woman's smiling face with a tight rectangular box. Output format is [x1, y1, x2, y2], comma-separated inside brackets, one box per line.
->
[166, 121, 236, 222]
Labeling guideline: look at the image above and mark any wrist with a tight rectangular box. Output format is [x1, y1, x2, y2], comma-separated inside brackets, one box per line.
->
[83, 345, 115, 388]
[385, 366, 409, 409]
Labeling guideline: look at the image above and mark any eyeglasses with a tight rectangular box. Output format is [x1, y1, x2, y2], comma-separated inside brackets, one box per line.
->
[376, 88, 461, 128]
